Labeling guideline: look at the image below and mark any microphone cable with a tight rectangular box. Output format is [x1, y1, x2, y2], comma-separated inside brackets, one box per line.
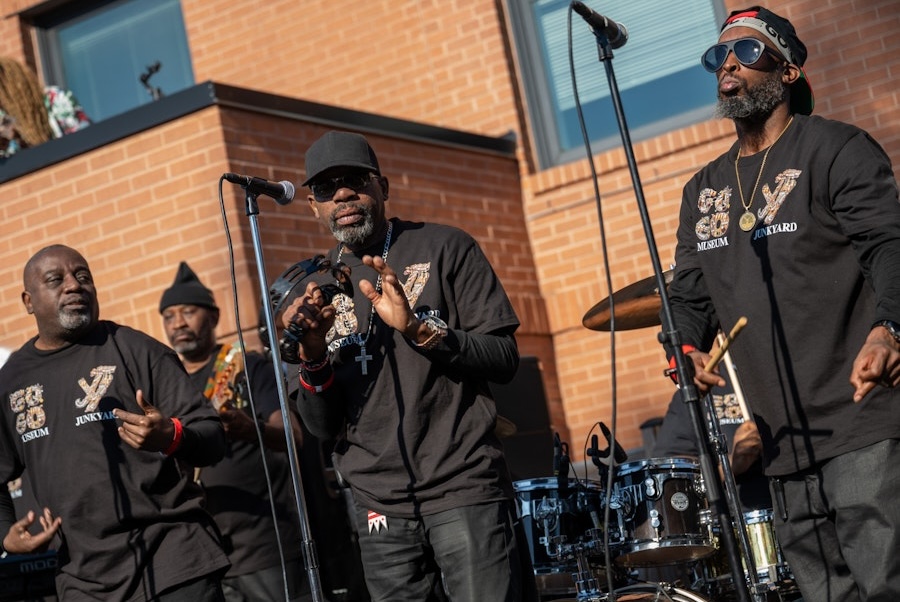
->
[566, 4, 620, 597]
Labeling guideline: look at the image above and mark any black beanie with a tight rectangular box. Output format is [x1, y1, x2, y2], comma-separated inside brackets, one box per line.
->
[159, 261, 217, 313]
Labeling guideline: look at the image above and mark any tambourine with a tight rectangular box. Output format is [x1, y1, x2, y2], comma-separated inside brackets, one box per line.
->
[260, 255, 352, 363]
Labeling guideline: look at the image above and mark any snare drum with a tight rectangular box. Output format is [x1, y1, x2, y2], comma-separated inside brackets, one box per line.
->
[514, 477, 603, 574]
[610, 457, 715, 567]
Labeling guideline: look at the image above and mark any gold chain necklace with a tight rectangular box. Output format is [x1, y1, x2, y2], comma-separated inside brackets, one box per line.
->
[734, 116, 794, 232]
[335, 220, 393, 375]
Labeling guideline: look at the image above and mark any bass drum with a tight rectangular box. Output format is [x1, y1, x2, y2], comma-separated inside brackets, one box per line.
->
[553, 581, 711, 601]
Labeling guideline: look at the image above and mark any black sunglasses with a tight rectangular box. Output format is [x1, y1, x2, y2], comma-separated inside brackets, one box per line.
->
[309, 172, 376, 201]
[701, 37, 783, 72]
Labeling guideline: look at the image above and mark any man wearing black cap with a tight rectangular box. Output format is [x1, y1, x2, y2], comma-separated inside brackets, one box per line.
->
[278, 130, 534, 602]
[159, 261, 311, 602]
[665, 6, 900, 600]
[0, 245, 230, 600]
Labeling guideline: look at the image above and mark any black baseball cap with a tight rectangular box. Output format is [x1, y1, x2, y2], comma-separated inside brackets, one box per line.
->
[302, 130, 381, 186]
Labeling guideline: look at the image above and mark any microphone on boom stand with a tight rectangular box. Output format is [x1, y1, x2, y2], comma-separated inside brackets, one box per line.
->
[553, 432, 571, 493]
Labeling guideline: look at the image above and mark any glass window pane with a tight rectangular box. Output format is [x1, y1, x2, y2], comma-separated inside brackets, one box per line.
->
[43, 0, 194, 122]
[514, 0, 724, 167]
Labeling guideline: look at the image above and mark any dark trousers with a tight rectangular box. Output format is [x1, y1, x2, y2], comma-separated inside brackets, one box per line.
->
[221, 559, 311, 602]
[156, 573, 226, 602]
[771, 438, 900, 602]
[353, 501, 529, 602]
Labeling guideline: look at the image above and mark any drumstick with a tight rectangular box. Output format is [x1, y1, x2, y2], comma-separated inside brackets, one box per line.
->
[718, 336, 753, 423]
[704, 316, 747, 373]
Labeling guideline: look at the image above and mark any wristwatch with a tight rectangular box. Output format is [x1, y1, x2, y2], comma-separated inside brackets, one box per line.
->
[415, 316, 448, 351]
[872, 320, 900, 345]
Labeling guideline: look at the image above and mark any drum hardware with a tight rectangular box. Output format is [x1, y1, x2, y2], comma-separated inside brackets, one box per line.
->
[514, 477, 605, 581]
[571, 539, 604, 601]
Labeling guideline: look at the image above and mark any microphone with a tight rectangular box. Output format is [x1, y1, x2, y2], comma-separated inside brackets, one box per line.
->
[552, 432, 562, 476]
[224, 173, 295, 205]
[599, 421, 629, 464]
[587, 434, 607, 467]
[558, 440, 570, 493]
[571, 1, 628, 49]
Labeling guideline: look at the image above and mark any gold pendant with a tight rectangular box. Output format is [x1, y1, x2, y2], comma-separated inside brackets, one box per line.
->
[739, 211, 756, 232]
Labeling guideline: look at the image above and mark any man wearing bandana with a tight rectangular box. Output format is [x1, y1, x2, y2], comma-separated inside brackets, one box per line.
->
[666, 6, 900, 600]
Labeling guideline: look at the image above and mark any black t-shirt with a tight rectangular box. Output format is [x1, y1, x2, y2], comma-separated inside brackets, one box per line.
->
[188, 345, 302, 575]
[298, 218, 521, 518]
[0, 321, 229, 601]
[668, 114, 900, 475]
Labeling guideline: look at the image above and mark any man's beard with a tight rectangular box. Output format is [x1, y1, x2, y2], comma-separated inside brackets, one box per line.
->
[172, 338, 202, 356]
[328, 204, 376, 248]
[171, 327, 215, 360]
[715, 70, 786, 121]
[58, 308, 93, 335]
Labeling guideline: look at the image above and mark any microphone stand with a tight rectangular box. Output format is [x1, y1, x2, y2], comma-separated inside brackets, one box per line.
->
[702, 393, 762, 594]
[580, 25, 755, 602]
[243, 191, 325, 602]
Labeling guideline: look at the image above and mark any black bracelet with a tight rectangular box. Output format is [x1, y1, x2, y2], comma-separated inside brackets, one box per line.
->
[299, 360, 334, 387]
[300, 356, 330, 372]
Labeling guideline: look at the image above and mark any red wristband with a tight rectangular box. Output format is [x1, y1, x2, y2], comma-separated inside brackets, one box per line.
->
[163, 417, 183, 456]
[299, 370, 335, 394]
[667, 345, 698, 383]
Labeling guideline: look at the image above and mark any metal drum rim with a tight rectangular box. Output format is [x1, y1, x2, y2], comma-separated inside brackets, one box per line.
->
[513, 476, 604, 491]
[615, 456, 700, 474]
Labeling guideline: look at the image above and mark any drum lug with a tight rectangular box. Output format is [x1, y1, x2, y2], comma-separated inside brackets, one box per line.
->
[534, 495, 560, 526]
[694, 474, 706, 496]
[643, 476, 660, 499]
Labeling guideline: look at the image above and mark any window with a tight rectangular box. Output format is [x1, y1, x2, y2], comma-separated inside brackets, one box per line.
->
[508, 0, 726, 168]
[33, 0, 194, 123]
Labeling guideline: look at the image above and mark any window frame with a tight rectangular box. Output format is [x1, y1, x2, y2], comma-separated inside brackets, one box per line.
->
[507, 0, 728, 169]
[27, 0, 194, 123]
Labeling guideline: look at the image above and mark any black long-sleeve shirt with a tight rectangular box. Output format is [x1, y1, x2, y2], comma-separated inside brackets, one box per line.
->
[667, 115, 900, 475]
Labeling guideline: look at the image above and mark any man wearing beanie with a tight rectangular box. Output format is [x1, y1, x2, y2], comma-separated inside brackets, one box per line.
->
[278, 129, 536, 602]
[666, 6, 900, 600]
[160, 261, 311, 602]
[0, 245, 230, 600]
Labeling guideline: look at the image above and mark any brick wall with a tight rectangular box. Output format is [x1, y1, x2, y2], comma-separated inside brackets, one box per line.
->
[1, 0, 896, 459]
[183, 0, 524, 137]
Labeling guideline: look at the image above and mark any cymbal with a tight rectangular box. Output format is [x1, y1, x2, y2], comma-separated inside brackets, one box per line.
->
[495, 415, 517, 438]
[582, 270, 673, 331]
